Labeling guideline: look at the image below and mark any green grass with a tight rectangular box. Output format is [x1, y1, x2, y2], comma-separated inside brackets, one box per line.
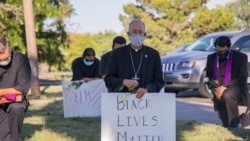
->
[21, 86, 250, 141]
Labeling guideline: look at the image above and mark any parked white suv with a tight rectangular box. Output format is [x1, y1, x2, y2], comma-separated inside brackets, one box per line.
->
[161, 30, 250, 97]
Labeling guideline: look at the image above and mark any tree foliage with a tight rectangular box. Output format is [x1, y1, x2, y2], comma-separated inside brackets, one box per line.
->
[0, 1, 25, 52]
[62, 31, 126, 71]
[0, 0, 74, 71]
[191, 7, 236, 37]
[119, 0, 236, 54]
[1, 0, 243, 72]
[226, 0, 250, 30]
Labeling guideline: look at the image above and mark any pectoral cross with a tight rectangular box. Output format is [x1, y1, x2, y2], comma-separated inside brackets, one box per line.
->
[132, 74, 140, 81]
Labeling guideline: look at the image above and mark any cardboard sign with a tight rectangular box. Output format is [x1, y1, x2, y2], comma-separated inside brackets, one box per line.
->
[101, 93, 176, 141]
[62, 79, 107, 118]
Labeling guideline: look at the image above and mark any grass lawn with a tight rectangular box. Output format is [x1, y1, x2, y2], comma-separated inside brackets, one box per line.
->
[21, 86, 250, 141]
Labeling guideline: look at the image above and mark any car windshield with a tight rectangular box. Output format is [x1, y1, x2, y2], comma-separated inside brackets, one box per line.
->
[184, 36, 218, 52]
[172, 43, 191, 53]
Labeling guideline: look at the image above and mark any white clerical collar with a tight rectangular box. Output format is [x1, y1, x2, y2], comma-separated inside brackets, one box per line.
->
[131, 46, 142, 52]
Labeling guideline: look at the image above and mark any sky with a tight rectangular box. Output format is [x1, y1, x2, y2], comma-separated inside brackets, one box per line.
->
[66, 0, 235, 33]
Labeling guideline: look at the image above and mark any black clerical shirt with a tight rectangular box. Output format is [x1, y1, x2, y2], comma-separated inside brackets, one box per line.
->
[100, 51, 112, 77]
[105, 44, 164, 93]
[218, 59, 226, 85]
[71, 57, 100, 81]
[0, 51, 31, 94]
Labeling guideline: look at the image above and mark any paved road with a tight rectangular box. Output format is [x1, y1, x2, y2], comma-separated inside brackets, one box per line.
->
[175, 90, 248, 126]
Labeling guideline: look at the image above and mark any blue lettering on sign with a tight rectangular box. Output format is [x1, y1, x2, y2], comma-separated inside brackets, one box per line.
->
[74, 90, 91, 103]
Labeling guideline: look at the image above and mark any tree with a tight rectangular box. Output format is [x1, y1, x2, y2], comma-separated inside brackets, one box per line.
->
[191, 7, 236, 37]
[0, 0, 74, 71]
[226, 0, 250, 30]
[0, 1, 25, 52]
[62, 31, 121, 71]
[119, 0, 236, 54]
[23, 0, 40, 97]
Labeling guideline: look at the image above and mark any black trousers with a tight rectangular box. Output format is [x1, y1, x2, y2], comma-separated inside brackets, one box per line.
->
[214, 86, 241, 127]
[0, 101, 27, 141]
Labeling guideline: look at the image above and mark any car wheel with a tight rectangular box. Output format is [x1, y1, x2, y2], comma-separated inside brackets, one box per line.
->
[198, 71, 213, 98]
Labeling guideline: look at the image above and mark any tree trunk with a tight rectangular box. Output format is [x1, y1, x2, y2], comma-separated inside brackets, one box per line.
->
[23, 0, 41, 97]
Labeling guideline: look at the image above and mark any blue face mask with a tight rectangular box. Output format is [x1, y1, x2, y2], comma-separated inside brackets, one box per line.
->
[83, 59, 94, 66]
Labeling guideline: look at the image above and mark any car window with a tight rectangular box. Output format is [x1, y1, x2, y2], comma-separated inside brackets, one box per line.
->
[232, 35, 250, 52]
[172, 43, 191, 53]
[185, 36, 218, 52]
[185, 33, 237, 52]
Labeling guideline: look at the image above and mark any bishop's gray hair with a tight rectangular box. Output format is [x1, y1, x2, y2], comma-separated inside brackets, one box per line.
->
[0, 37, 11, 53]
[128, 19, 146, 32]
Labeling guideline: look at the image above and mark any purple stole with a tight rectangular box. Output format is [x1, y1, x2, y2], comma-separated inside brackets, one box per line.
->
[214, 50, 233, 85]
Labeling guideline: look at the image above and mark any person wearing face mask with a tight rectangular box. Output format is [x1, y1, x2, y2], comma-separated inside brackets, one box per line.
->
[71, 47, 101, 81]
[0, 37, 31, 141]
[104, 19, 164, 99]
[100, 36, 126, 79]
[205, 36, 250, 129]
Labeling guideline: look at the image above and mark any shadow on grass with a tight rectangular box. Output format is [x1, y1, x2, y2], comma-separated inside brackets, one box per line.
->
[176, 120, 197, 141]
[176, 120, 250, 141]
[22, 92, 101, 141]
[22, 91, 250, 141]
[228, 128, 250, 140]
[22, 123, 44, 139]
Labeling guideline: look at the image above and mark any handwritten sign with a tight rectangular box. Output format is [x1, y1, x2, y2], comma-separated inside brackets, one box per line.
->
[62, 79, 107, 118]
[101, 93, 176, 141]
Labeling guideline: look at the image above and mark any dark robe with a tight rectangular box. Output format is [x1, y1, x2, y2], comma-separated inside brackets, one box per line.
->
[104, 44, 164, 92]
[99, 51, 112, 77]
[71, 57, 100, 81]
[206, 50, 249, 127]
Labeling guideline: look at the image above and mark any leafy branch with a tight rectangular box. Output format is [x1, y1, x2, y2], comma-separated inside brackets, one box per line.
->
[71, 81, 83, 89]
[203, 77, 219, 91]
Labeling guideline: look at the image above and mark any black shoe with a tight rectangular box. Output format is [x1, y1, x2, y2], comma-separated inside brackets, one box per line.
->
[230, 123, 242, 129]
